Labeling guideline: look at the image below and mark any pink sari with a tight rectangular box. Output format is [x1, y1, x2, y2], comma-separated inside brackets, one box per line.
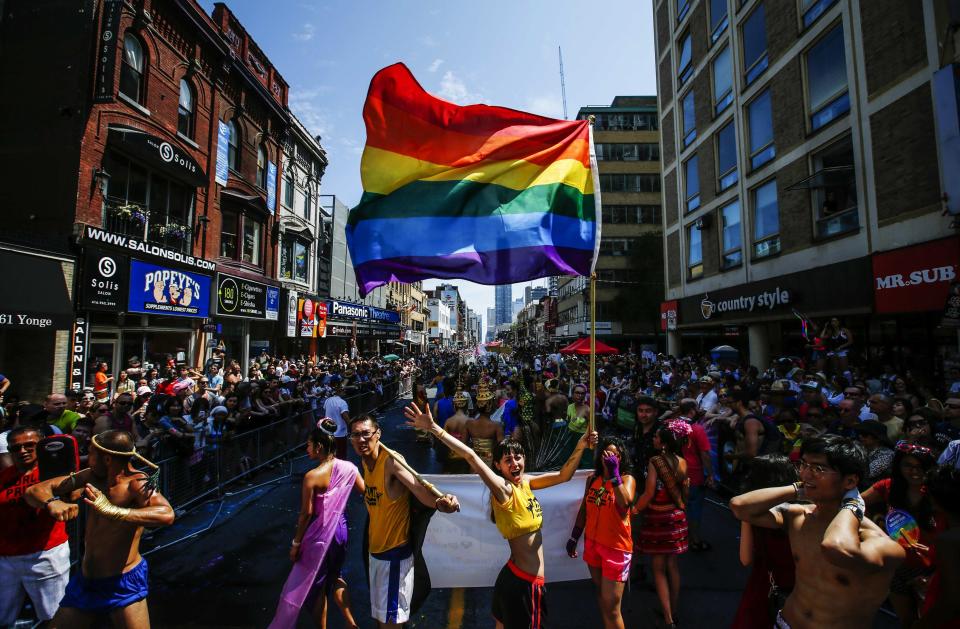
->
[268, 458, 358, 628]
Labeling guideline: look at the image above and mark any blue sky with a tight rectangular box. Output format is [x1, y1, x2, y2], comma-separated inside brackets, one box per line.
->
[203, 1, 657, 326]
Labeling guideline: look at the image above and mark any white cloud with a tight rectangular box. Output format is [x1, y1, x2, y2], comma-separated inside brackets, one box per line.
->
[419, 35, 438, 47]
[288, 87, 332, 141]
[292, 23, 315, 42]
[436, 70, 484, 105]
[428, 58, 444, 73]
[526, 94, 566, 119]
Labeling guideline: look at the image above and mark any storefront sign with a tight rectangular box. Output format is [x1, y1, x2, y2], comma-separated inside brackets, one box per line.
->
[676, 256, 873, 326]
[70, 316, 89, 391]
[128, 260, 211, 318]
[326, 323, 355, 338]
[660, 300, 678, 331]
[0, 250, 75, 330]
[873, 238, 960, 314]
[215, 121, 230, 186]
[107, 127, 206, 187]
[286, 290, 298, 337]
[93, 0, 122, 103]
[215, 273, 280, 320]
[296, 296, 328, 338]
[80, 248, 128, 311]
[327, 299, 401, 323]
[266, 161, 277, 214]
[83, 225, 216, 272]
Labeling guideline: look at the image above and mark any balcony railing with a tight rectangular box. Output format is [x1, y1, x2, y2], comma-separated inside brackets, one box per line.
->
[104, 202, 193, 255]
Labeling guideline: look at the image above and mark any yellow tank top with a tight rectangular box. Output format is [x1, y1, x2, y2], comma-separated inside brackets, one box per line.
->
[363, 448, 410, 553]
[492, 478, 543, 540]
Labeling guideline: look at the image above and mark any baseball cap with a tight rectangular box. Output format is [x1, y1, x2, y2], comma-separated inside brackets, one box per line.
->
[770, 379, 792, 392]
[136, 386, 152, 397]
[210, 405, 229, 416]
[699, 376, 714, 385]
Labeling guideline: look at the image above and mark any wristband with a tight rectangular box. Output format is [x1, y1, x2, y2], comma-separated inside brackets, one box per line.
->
[434, 427, 447, 440]
[610, 475, 622, 487]
[45, 496, 62, 505]
[840, 500, 864, 522]
[792, 481, 806, 501]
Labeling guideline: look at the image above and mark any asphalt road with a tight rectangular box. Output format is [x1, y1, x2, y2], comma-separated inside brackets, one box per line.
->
[142, 393, 899, 628]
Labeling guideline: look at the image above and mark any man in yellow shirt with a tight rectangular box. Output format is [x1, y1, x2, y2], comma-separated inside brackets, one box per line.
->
[349, 414, 458, 628]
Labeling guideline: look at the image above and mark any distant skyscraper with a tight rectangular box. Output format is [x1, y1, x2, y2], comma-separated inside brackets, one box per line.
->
[525, 286, 547, 305]
[494, 284, 512, 327]
[512, 297, 524, 319]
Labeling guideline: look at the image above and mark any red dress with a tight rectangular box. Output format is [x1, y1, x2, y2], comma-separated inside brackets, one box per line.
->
[731, 526, 795, 628]
[637, 476, 688, 555]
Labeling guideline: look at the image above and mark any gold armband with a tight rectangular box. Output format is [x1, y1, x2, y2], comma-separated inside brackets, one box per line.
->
[91, 492, 132, 521]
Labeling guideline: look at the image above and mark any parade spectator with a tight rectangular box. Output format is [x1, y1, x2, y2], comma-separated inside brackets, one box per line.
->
[73, 417, 95, 466]
[35, 393, 81, 434]
[322, 383, 350, 459]
[868, 393, 902, 441]
[95, 392, 135, 435]
[674, 399, 714, 552]
[115, 370, 136, 398]
[93, 361, 113, 402]
[0, 426, 70, 626]
[915, 465, 960, 628]
[853, 421, 894, 487]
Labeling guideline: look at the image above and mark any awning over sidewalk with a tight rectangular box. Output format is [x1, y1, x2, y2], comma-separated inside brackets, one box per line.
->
[0, 249, 74, 330]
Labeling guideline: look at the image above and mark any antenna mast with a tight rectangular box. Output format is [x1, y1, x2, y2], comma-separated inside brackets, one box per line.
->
[558, 46, 568, 120]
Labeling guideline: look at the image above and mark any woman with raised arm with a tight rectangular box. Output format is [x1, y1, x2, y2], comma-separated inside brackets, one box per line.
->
[404, 400, 596, 629]
[268, 419, 365, 629]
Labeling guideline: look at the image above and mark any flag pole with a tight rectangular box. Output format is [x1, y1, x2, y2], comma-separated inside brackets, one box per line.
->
[589, 272, 597, 434]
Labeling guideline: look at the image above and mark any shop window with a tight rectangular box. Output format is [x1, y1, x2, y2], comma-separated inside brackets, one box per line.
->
[227, 120, 241, 171]
[599, 174, 662, 193]
[710, 0, 729, 42]
[280, 235, 310, 283]
[220, 210, 263, 267]
[751, 179, 781, 259]
[811, 135, 859, 238]
[713, 46, 733, 115]
[742, 4, 768, 85]
[119, 34, 145, 104]
[256, 144, 267, 189]
[688, 223, 703, 279]
[721, 199, 742, 268]
[177, 79, 194, 138]
[678, 32, 693, 85]
[677, 0, 691, 22]
[716, 121, 738, 191]
[283, 170, 294, 208]
[747, 89, 775, 169]
[220, 209, 238, 259]
[800, 0, 838, 29]
[102, 152, 194, 254]
[805, 25, 849, 131]
[682, 90, 696, 147]
[684, 155, 700, 212]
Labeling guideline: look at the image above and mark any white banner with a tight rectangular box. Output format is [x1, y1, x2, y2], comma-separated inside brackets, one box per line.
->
[420, 470, 592, 588]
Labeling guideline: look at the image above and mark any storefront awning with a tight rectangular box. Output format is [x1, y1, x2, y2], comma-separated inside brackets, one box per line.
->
[221, 188, 269, 214]
[107, 126, 207, 188]
[0, 249, 74, 330]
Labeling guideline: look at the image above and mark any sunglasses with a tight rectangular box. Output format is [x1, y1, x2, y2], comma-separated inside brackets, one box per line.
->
[10, 442, 38, 452]
[895, 440, 931, 456]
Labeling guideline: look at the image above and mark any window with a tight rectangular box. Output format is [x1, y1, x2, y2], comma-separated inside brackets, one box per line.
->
[800, 0, 838, 29]
[752, 180, 781, 258]
[747, 90, 775, 169]
[227, 120, 240, 171]
[220, 209, 238, 259]
[177, 79, 194, 138]
[806, 26, 849, 131]
[682, 90, 696, 147]
[716, 121, 738, 191]
[303, 185, 312, 220]
[742, 5, 768, 85]
[598, 238, 640, 255]
[684, 156, 700, 212]
[678, 33, 693, 85]
[710, 0, 729, 41]
[242, 217, 262, 265]
[812, 136, 859, 238]
[688, 224, 703, 278]
[712, 46, 733, 115]
[596, 143, 660, 161]
[720, 200, 742, 268]
[220, 210, 263, 266]
[601, 205, 662, 224]
[256, 145, 267, 189]
[677, 0, 691, 22]
[280, 236, 310, 283]
[598, 174, 661, 193]
[589, 113, 659, 131]
[102, 152, 194, 254]
[283, 170, 294, 208]
[119, 35, 145, 104]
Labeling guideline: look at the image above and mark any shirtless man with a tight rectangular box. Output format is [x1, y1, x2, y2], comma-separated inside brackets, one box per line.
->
[730, 434, 904, 628]
[26, 430, 175, 628]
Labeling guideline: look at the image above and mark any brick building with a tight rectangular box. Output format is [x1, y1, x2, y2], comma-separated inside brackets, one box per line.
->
[0, 0, 325, 395]
[555, 96, 664, 351]
[655, 0, 960, 373]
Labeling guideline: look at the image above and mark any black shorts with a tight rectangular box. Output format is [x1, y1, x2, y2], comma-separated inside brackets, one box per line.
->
[492, 560, 546, 629]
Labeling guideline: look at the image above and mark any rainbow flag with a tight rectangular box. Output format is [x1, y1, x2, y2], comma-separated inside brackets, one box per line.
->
[347, 63, 600, 297]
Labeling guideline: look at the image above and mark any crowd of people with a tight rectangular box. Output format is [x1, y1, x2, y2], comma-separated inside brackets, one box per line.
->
[0, 347, 455, 628]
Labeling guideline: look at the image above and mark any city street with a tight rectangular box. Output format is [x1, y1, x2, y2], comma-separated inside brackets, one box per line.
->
[142, 393, 898, 629]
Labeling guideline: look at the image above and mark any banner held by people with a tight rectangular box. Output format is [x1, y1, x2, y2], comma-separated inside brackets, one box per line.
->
[347, 62, 601, 297]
